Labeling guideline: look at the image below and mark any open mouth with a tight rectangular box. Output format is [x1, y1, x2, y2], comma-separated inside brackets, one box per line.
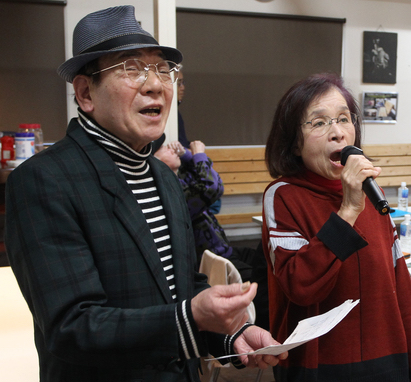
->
[330, 151, 341, 164]
[140, 106, 161, 117]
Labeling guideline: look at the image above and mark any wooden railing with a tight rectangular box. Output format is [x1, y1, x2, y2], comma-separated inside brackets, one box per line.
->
[363, 144, 411, 187]
[207, 144, 411, 225]
[206, 147, 270, 196]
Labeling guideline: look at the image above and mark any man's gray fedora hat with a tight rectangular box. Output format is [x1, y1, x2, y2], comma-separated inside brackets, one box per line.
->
[57, 5, 183, 83]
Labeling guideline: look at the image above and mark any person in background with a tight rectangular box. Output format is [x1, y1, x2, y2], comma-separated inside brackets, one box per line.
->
[177, 70, 191, 148]
[176, 69, 221, 214]
[263, 72, 411, 381]
[5, 6, 287, 382]
[154, 138, 256, 282]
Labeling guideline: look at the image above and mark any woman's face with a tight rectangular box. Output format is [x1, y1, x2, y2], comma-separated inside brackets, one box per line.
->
[295, 87, 356, 180]
[154, 145, 181, 173]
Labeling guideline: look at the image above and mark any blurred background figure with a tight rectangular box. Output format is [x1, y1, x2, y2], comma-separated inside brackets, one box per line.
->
[177, 69, 221, 214]
[177, 70, 191, 148]
[154, 136, 255, 282]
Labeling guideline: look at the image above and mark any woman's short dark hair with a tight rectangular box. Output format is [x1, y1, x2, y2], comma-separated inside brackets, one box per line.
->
[265, 73, 362, 178]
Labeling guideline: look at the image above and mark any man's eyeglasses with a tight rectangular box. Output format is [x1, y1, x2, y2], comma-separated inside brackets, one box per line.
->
[302, 112, 358, 136]
[91, 59, 182, 85]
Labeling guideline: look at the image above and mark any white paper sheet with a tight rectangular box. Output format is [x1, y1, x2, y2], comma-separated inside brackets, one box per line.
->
[209, 299, 359, 360]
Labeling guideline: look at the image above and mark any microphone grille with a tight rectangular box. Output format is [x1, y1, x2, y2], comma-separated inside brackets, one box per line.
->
[341, 146, 363, 166]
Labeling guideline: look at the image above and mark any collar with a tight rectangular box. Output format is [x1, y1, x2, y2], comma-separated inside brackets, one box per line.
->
[77, 109, 152, 163]
[303, 169, 343, 193]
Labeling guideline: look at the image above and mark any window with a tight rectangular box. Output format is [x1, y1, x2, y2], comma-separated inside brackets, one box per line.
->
[177, 9, 345, 146]
[0, 1, 67, 142]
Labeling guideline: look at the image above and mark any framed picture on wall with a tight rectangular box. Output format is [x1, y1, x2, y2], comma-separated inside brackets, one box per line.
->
[363, 31, 397, 84]
[362, 92, 398, 123]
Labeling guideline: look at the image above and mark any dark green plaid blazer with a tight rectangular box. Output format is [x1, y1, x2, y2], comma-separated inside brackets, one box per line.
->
[5, 119, 215, 382]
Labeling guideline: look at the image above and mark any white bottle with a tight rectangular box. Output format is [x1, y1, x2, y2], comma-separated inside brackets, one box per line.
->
[398, 182, 409, 211]
[400, 215, 411, 257]
[15, 131, 34, 160]
[19, 124, 44, 154]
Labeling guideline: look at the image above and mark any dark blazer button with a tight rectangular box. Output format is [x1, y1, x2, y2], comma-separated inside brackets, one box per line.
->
[145, 364, 154, 370]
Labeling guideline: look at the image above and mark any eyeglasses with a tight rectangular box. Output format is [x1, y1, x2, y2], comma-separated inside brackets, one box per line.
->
[302, 112, 357, 136]
[91, 59, 182, 85]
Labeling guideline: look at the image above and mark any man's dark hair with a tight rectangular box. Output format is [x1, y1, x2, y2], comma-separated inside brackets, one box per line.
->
[73, 58, 102, 105]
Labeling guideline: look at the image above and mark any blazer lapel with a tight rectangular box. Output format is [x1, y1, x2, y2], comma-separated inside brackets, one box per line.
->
[67, 121, 174, 303]
[112, 188, 175, 303]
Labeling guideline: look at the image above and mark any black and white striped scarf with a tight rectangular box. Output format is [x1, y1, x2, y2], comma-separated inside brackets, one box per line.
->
[77, 110, 177, 300]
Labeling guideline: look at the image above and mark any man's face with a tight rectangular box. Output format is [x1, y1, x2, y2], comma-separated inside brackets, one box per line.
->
[82, 48, 174, 152]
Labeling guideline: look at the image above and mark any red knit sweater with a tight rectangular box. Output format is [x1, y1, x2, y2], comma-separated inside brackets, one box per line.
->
[262, 171, 411, 382]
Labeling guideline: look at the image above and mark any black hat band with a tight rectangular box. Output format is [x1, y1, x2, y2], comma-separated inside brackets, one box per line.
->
[82, 33, 158, 54]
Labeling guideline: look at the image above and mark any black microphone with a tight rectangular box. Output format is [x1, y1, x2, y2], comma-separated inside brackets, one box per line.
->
[340, 145, 390, 216]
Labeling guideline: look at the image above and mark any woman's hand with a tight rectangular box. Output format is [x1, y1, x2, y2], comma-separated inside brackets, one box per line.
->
[167, 141, 186, 157]
[189, 141, 206, 155]
[338, 154, 381, 226]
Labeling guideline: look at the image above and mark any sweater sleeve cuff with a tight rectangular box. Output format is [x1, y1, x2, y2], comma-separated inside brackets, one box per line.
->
[191, 152, 208, 165]
[224, 323, 254, 369]
[180, 150, 192, 162]
[175, 299, 208, 360]
[316, 212, 368, 261]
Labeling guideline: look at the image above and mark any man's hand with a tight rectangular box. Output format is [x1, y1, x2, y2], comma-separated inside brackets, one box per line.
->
[191, 282, 257, 335]
[234, 326, 288, 369]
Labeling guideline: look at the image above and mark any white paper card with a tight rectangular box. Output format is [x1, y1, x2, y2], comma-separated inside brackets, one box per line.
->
[209, 299, 359, 360]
